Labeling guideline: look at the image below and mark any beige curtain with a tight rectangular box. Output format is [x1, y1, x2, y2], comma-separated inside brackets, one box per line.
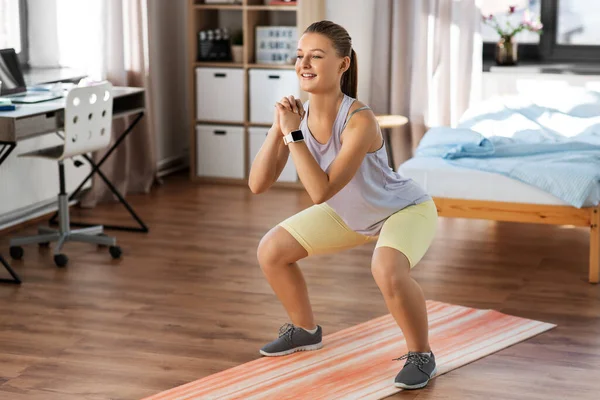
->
[370, 0, 482, 169]
[80, 0, 157, 207]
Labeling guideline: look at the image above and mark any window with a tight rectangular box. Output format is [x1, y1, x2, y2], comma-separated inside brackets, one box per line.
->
[0, 0, 28, 65]
[482, 0, 600, 62]
[556, 0, 600, 45]
[482, 0, 542, 44]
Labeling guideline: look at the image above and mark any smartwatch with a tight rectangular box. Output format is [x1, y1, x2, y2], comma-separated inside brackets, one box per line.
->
[283, 129, 304, 145]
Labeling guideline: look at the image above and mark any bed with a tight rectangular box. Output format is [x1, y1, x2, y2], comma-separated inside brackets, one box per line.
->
[397, 90, 600, 283]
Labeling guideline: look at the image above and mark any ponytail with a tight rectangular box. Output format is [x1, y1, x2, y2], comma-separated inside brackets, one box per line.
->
[341, 49, 358, 98]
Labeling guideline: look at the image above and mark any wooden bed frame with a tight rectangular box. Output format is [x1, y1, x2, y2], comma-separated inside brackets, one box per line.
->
[432, 197, 600, 284]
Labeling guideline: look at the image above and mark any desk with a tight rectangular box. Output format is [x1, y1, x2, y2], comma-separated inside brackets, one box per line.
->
[0, 87, 145, 142]
[0, 86, 147, 284]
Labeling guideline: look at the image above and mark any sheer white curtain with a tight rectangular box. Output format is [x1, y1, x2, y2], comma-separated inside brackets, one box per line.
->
[28, 0, 103, 76]
[80, 0, 156, 207]
[370, 0, 483, 169]
[0, 0, 23, 53]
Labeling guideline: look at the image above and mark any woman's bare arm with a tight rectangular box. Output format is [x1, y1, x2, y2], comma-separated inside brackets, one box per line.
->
[248, 127, 290, 194]
[248, 98, 303, 194]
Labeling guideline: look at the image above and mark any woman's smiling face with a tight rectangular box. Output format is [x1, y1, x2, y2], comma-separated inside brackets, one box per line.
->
[295, 32, 349, 94]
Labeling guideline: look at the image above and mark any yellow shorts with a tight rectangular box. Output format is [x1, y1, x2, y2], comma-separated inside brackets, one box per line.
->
[279, 199, 438, 268]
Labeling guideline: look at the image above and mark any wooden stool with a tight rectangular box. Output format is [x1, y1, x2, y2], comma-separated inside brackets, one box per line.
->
[375, 114, 408, 169]
[375, 114, 408, 129]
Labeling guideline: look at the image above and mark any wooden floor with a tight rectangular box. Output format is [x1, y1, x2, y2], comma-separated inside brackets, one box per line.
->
[1, 173, 599, 400]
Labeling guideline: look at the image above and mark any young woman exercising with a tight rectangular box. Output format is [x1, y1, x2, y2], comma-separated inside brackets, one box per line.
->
[248, 20, 438, 390]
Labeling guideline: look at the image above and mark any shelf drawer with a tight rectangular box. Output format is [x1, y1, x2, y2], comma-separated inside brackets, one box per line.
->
[196, 124, 245, 179]
[248, 127, 297, 183]
[196, 68, 244, 122]
[249, 69, 299, 124]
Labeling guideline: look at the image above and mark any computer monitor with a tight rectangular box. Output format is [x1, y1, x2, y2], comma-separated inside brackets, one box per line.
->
[0, 48, 27, 96]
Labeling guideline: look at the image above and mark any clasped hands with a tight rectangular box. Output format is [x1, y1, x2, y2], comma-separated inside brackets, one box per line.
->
[274, 95, 305, 137]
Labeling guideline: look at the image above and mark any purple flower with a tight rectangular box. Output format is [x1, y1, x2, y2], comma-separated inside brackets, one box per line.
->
[509, 5, 516, 14]
[530, 21, 543, 31]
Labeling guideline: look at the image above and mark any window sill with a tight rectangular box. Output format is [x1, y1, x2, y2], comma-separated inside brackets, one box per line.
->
[483, 59, 600, 75]
[23, 66, 87, 86]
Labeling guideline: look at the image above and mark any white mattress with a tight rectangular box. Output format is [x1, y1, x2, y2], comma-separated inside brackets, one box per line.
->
[398, 157, 599, 207]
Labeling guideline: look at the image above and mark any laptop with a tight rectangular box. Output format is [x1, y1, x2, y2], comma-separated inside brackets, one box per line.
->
[0, 48, 63, 104]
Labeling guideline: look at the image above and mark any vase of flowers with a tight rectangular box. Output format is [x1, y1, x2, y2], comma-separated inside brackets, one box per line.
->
[496, 35, 518, 65]
[482, 5, 543, 65]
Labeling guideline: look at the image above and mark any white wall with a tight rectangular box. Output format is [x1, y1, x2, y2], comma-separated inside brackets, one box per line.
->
[325, 0, 374, 102]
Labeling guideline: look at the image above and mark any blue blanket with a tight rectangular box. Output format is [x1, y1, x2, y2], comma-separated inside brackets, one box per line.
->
[414, 98, 600, 208]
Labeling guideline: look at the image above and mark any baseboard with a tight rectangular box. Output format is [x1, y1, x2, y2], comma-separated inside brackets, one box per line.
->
[157, 152, 189, 178]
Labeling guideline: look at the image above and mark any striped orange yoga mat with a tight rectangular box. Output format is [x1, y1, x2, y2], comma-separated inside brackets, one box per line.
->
[144, 300, 556, 400]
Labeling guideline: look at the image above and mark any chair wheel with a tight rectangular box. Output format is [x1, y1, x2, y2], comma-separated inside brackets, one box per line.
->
[109, 246, 122, 259]
[10, 246, 23, 260]
[54, 254, 68, 267]
[39, 242, 50, 247]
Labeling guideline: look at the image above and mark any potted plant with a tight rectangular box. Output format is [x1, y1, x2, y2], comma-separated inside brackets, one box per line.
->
[231, 30, 243, 64]
[482, 5, 543, 65]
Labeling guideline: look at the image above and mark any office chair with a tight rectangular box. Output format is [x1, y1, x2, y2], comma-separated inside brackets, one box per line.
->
[9, 82, 122, 267]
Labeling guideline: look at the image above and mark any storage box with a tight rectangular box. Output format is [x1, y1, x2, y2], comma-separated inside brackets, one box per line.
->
[196, 68, 244, 122]
[248, 127, 297, 182]
[196, 124, 245, 179]
[249, 69, 299, 124]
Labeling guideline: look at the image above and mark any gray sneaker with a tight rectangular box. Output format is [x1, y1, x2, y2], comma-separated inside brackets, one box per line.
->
[259, 323, 323, 356]
[393, 351, 437, 389]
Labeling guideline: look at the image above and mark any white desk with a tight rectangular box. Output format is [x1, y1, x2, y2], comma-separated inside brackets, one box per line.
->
[0, 86, 147, 284]
[0, 87, 145, 143]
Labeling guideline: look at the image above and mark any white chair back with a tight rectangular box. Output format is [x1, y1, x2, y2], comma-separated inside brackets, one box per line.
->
[61, 82, 114, 160]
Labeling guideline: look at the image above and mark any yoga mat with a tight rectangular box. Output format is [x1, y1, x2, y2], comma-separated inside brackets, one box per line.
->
[144, 300, 556, 400]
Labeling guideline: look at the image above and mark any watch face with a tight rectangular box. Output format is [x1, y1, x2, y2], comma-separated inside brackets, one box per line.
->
[291, 130, 304, 141]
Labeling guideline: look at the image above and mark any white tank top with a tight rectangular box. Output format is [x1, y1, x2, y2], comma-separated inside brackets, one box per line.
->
[300, 94, 431, 236]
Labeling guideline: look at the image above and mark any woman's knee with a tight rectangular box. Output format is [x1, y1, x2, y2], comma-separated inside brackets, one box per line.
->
[371, 248, 411, 296]
[257, 231, 283, 268]
[257, 226, 307, 269]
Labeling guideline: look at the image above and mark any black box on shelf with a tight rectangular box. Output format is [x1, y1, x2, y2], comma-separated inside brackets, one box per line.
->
[198, 29, 233, 62]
